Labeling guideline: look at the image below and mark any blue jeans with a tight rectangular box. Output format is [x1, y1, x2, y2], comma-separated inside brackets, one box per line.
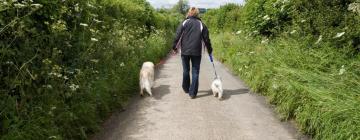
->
[181, 55, 201, 97]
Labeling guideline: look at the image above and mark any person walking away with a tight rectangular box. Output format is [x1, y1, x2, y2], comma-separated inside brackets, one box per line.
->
[172, 7, 213, 99]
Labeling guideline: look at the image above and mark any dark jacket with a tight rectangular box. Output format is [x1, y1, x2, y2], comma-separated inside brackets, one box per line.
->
[172, 16, 212, 56]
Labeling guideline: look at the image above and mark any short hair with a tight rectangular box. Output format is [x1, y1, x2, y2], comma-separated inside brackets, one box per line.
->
[187, 7, 200, 17]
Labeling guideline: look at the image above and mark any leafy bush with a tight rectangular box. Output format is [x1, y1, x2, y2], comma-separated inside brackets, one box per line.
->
[204, 0, 360, 50]
[0, 0, 177, 139]
[202, 4, 243, 32]
[289, 0, 360, 51]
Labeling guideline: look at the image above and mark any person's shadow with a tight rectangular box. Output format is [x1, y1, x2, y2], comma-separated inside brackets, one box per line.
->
[196, 88, 250, 101]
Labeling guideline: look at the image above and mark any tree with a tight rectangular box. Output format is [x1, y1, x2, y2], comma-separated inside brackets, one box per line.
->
[172, 0, 189, 15]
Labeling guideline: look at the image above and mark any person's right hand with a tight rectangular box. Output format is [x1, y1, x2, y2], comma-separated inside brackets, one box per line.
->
[172, 49, 178, 55]
[209, 54, 214, 62]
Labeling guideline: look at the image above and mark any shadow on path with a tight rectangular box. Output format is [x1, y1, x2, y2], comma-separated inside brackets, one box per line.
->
[197, 88, 250, 100]
[152, 85, 170, 100]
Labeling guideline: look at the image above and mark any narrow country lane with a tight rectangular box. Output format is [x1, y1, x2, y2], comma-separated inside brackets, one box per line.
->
[92, 54, 307, 140]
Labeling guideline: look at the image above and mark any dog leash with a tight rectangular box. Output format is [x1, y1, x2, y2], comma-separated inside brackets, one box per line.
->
[209, 54, 218, 78]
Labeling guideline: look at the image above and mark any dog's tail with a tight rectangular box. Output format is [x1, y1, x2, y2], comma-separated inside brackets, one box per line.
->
[216, 83, 223, 99]
[141, 78, 152, 96]
[215, 82, 223, 93]
[217, 85, 223, 92]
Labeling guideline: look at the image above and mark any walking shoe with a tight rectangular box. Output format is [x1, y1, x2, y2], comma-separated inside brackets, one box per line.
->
[190, 95, 196, 99]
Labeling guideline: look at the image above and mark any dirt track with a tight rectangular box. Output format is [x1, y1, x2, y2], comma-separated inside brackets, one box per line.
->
[92, 54, 307, 140]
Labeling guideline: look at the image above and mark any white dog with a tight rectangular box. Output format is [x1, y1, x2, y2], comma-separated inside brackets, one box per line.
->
[211, 77, 223, 100]
[139, 62, 155, 96]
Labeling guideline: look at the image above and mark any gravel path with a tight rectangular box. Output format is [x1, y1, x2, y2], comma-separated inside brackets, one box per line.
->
[92, 54, 307, 140]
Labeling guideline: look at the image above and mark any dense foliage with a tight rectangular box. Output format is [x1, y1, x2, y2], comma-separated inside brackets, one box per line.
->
[0, 0, 178, 139]
[204, 0, 360, 51]
[203, 0, 360, 139]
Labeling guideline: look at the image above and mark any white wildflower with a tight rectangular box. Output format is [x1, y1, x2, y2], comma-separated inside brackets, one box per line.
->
[48, 72, 62, 78]
[69, 84, 80, 91]
[5, 61, 14, 65]
[334, 32, 345, 38]
[290, 30, 297, 34]
[91, 38, 98, 42]
[42, 59, 52, 64]
[54, 48, 62, 54]
[281, 5, 286, 12]
[272, 84, 278, 89]
[263, 15, 271, 21]
[53, 65, 62, 71]
[80, 23, 88, 27]
[348, 2, 360, 14]
[90, 29, 97, 33]
[315, 35, 323, 44]
[273, 3, 277, 8]
[75, 69, 81, 74]
[14, 3, 26, 8]
[90, 59, 99, 63]
[42, 85, 52, 89]
[75, 3, 80, 12]
[48, 72, 54, 76]
[301, 19, 306, 23]
[120, 62, 125, 67]
[87, 3, 95, 8]
[90, 13, 98, 17]
[339, 65, 346, 75]
[67, 71, 74, 74]
[94, 19, 103, 23]
[236, 30, 242, 35]
[31, 4, 42, 8]
[261, 38, 269, 44]
[49, 136, 57, 139]
[63, 76, 69, 80]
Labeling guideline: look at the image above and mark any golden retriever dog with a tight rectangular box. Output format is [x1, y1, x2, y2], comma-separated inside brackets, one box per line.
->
[140, 62, 155, 96]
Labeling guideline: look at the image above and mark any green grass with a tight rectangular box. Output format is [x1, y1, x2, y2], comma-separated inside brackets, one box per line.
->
[212, 32, 360, 140]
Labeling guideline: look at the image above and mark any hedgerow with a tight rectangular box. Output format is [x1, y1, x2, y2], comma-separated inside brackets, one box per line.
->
[204, 0, 360, 49]
[0, 0, 178, 139]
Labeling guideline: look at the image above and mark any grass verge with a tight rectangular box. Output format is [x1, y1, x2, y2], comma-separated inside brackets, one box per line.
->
[212, 32, 360, 140]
